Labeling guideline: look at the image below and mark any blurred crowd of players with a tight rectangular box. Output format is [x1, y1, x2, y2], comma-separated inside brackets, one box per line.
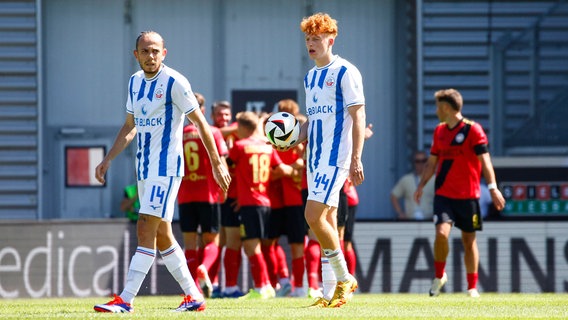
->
[154, 95, 369, 299]
[118, 94, 351, 299]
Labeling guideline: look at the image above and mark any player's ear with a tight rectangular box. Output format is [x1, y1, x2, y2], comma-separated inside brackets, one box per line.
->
[163, 48, 167, 58]
[328, 37, 334, 46]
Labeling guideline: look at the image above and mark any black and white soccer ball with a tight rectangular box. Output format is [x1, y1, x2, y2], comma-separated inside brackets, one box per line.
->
[264, 111, 300, 148]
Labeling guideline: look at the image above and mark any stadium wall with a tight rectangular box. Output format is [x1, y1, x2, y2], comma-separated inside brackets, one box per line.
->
[0, 220, 566, 298]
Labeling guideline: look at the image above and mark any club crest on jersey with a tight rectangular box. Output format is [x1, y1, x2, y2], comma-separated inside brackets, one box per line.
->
[455, 133, 465, 144]
[155, 88, 164, 100]
[325, 76, 335, 87]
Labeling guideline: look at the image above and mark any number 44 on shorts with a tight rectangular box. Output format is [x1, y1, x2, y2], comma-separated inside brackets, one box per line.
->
[314, 172, 330, 191]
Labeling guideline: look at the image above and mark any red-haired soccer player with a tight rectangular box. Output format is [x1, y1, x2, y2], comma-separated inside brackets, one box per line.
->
[297, 13, 367, 308]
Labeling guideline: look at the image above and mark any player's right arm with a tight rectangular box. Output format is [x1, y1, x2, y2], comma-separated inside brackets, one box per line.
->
[95, 113, 137, 184]
[414, 154, 437, 204]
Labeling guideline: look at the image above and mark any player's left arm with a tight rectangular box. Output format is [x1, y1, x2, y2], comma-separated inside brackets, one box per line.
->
[349, 104, 366, 186]
[478, 152, 506, 211]
[272, 163, 294, 179]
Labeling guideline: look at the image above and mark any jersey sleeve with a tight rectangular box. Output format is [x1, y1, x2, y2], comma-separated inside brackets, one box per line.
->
[271, 149, 283, 168]
[171, 77, 198, 115]
[430, 124, 443, 156]
[228, 142, 240, 164]
[126, 75, 135, 114]
[212, 127, 229, 157]
[470, 122, 488, 148]
[341, 67, 365, 108]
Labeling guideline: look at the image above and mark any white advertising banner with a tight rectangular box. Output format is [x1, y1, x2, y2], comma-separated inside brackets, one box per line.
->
[0, 221, 566, 298]
[353, 222, 568, 294]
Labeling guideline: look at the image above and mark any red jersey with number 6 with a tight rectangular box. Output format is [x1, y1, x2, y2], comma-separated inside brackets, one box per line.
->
[178, 124, 228, 204]
[430, 118, 488, 199]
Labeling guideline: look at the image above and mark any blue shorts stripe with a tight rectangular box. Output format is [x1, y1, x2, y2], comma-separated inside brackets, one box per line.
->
[323, 167, 339, 204]
[161, 176, 174, 218]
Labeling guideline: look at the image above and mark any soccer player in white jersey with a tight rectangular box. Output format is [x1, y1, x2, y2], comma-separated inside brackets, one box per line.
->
[93, 31, 231, 313]
[297, 13, 366, 308]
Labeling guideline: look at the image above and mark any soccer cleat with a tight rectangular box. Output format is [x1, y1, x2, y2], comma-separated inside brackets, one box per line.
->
[276, 282, 292, 297]
[307, 287, 323, 299]
[308, 297, 329, 308]
[467, 288, 480, 298]
[238, 289, 262, 300]
[429, 272, 448, 297]
[260, 285, 276, 299]
[290, 287, 306, 298]
[174, 295, 206, 312]
[196, 265, 213, 298]
[328, 275, 358, 308]
[222, 289, 245, 298]
[94, 294, 133, 313]
[211, 285, 222, 299]
[239, 286, 275, 300]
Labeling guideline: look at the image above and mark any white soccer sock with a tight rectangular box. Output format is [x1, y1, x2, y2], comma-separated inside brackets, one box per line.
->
[160, 243, 203, 300]
[321, 258, 336, 300]
[324, 248, 350, 282]
[121, 247, 155, 304]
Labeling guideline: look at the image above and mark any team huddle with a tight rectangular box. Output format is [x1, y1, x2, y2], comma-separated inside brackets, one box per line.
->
[93, 11, 505, 313]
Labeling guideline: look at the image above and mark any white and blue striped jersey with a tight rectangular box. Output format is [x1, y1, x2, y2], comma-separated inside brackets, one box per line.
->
[126, 65, 198, 180]
[303, 55, 365, 172]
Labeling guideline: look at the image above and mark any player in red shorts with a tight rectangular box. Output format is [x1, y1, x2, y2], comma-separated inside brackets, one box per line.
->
[414, 88, 506, 298]
[178, 93, 228, 298]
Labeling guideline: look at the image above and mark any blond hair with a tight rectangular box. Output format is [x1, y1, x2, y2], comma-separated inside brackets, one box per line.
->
[236, 111, 259, 132]
[277, 99, 300, 116]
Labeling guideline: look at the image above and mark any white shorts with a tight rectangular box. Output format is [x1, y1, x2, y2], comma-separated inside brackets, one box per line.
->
[306, 166, 348, 208]
[137, 176, 182, 222]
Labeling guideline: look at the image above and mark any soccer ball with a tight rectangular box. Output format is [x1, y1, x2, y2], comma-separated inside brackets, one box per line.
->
[264, 111, 300, 148]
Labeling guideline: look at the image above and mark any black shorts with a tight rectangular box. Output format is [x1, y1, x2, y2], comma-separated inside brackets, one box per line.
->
[302, 188, 308, 211]
[433, 195, 483, 232]
[343, 205, 357, 242]
[302, 188, 310, 231]
[221, 197, 240, 227]
[268, 206, 307, 244]
[337, 187, 348, 227]
[240, 206, 270, 240]
[178, 202, 220, 233]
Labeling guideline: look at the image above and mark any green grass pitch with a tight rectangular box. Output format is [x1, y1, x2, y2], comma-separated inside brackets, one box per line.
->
[1, 293, 566, 319]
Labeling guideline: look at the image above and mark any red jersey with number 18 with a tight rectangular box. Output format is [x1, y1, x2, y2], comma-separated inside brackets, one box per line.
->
[430, 118, 488, 199]
[229, 136, 282, 207]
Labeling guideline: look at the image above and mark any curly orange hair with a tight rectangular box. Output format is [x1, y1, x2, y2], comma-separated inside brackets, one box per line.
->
[300, 12, 338, 37]
[277, 99, 300, 116]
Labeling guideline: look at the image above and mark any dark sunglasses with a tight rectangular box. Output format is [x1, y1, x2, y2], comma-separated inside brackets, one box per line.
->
[414, 159, 427, 163]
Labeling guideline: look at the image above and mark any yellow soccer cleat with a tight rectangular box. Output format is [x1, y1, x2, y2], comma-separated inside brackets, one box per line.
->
[308, 297, 329, 308]
[328, 276, 358, 308]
